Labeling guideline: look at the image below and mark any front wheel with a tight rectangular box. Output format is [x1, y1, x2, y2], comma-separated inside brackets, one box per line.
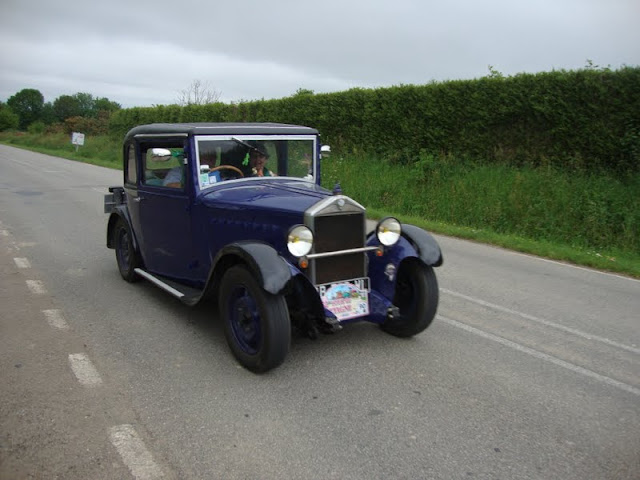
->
[381, 259, 439, 337]
[114, 218, 141, 283]
[219, 265, 291, 373]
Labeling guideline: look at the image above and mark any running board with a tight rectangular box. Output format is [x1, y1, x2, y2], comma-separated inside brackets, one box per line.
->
[134, 268, 203, 305]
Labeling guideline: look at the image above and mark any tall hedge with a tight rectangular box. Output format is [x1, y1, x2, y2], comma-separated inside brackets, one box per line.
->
[110, 67, 640, 173]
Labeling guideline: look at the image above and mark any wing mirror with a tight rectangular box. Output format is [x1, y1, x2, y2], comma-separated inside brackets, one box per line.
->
[150, 148, 173, 162]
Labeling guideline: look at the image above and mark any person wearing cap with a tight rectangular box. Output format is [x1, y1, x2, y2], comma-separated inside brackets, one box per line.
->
[249, 148, 276, 177]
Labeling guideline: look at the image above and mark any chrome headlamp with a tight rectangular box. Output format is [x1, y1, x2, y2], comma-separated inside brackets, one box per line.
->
[376, 217, 402, 246]
[287, 225, 314, 257]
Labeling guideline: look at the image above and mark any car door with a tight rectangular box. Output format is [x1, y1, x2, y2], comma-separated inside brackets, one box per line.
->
[132, 141, 194, 282]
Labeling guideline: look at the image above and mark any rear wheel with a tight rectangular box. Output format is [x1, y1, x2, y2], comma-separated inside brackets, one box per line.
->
[114, 218, 141, 283]
[382, 259, 439, 337]
[219, 265, 290, 372]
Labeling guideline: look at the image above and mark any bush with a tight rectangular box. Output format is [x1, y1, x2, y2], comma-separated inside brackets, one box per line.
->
[27, 121, 46, 134]
[0, 107, 19, 131]
[63, 113, 111, 135]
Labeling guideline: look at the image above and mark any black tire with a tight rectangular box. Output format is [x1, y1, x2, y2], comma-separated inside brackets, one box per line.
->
[381, 259, 439, 337]
[114, 218, 141, 283]
[219, 265, 291, 373]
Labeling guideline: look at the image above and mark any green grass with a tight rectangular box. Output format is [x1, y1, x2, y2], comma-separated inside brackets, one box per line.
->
[0, 131, 121, 169]
[323, 152, 640, 278]
[2, 131, 639, 278]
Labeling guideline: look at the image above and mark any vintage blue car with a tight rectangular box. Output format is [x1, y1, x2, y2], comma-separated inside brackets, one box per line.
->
[105, 123, 442, 372]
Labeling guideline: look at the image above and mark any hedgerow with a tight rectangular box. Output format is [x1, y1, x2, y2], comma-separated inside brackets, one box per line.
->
[110, 66, 640, 173]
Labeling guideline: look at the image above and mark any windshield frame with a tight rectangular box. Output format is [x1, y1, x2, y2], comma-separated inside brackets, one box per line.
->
[194, 134, 318, 191]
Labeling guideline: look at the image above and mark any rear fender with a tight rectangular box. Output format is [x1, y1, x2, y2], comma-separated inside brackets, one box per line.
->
[106, 207, 138, 250]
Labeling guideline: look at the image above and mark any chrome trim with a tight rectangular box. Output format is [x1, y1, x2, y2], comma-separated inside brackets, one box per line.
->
[306, 246, 379, 260]
[134, 268, 185, 298]
[133, 133, 189, 138]
[305, 195, 365, 218]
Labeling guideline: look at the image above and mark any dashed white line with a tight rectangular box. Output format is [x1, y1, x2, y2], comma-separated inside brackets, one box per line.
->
[14, 257, 31, 268]
[441, 288, 640, 355]
[109, 424, 164, 480]
[68, 353, 103, 386]
[42, 309, 69, 330]
[26, 279, 47, 295]
[439, 315, 640, 397]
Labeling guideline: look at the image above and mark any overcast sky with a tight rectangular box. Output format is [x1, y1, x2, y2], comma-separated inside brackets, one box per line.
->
[1, 0, 638, 108]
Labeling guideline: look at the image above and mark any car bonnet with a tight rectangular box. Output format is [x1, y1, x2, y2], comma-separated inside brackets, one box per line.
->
[198, 178, 332, 215]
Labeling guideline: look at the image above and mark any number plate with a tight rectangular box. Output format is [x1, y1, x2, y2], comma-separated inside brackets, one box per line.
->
[317, 278, 370, 321]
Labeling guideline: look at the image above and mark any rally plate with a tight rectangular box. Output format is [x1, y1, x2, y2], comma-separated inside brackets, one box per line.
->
[317, 277, 370, 321]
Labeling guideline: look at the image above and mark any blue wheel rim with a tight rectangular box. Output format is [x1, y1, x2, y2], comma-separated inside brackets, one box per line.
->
[228, 286, 261, 355]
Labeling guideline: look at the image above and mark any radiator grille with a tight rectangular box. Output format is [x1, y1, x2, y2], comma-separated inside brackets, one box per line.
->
[311, 212, 366, 285]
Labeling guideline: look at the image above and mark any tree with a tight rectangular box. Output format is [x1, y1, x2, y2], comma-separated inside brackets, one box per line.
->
[176, 80, 221, 106]
[0, 103, 20, 131]
[40, 102, 56, 125]
[94, 97, 121, 113]
[7, 88, 44, 129]
[53, 95, 82, 122]
[74, 92, 95, 117]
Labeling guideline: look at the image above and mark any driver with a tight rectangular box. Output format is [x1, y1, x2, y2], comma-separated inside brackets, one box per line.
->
[248, 148, 275, 177]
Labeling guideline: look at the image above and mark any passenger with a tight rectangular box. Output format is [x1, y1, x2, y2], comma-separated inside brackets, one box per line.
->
[162, 165, 183, 188]
[200, 151, 217, 171]
[199, 151, 222, 185]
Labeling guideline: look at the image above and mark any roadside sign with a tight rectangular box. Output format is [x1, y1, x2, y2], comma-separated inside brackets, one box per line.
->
[71, 132, 85, 151]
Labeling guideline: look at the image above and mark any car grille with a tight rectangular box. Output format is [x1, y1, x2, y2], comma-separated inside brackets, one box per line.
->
[306, 198, 366, 285]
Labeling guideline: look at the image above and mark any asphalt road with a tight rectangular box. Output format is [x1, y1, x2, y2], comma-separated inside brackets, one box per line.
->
[1, 144, 638, 479]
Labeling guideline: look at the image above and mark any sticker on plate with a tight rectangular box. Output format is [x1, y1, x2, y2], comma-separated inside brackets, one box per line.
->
[318, 278, 370, 321]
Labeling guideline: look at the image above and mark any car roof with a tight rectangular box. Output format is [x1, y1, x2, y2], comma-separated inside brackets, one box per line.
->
[125, 122, 319, 141]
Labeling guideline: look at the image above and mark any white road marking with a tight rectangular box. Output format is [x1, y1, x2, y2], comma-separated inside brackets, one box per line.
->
[42, 309, 69, 330]
[68, 353, 103, 386]
[109, 424, 164, 480]
[441, 288, 640, 355]
[0, 229, 9, 237]
[439, 315, 640, 397]
[13, 257, 31, 268]
[520, 254, 640, 283]
[16, 242, 37, 247]
[26, 280, 47, 295]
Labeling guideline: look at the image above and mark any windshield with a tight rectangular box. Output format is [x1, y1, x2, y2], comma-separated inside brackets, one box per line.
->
[195, 135, 316, 189]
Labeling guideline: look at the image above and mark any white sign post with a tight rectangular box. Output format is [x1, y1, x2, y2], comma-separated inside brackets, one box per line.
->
[71, 132, 85, 152]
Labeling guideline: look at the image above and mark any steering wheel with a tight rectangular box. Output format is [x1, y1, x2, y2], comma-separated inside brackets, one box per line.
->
[210, 165, 244, 178]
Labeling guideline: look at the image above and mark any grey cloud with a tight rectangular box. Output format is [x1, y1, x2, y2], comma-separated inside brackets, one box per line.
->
[1, 0, 638, 107]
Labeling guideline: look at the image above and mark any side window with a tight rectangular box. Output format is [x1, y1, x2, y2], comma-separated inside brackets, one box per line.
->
[142, 146, 186, 189]
[125, 144, 137, 185]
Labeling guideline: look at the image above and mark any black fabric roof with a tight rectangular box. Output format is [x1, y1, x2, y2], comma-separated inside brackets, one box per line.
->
[124, 122, 319, 142]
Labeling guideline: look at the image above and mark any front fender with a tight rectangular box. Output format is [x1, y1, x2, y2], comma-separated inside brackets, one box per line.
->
[367, 223, 442, 301]
[210, 242, 292, 295]
[401, 224, 443, 267]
